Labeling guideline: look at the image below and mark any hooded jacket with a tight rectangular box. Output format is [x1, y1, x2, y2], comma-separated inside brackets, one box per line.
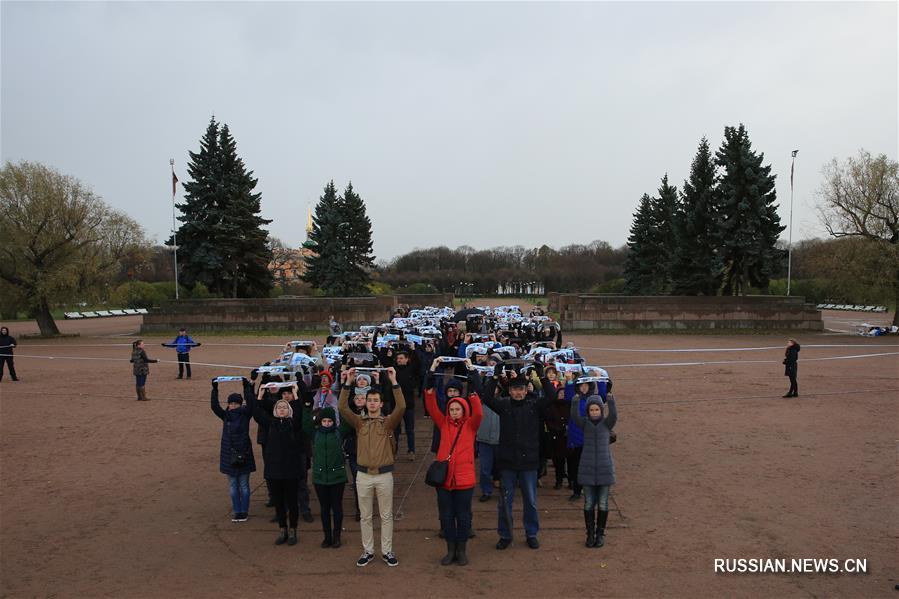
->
[570, 395, 617, 486]
[302, 405, 349, 486]
[338, 384, 406, 474]
[426, 390, 483, 490]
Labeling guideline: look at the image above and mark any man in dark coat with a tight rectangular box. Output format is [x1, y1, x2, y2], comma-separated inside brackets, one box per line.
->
[0, 326, 18, 381]
[483, 363, 552, 550]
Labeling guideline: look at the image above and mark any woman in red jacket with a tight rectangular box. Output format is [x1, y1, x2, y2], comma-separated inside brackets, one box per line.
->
[425, 368, 483, 567]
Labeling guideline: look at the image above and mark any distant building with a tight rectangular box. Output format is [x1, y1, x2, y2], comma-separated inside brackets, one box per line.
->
[269, 206, 315, 285]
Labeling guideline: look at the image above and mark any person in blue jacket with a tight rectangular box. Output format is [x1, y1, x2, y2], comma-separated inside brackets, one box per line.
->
[210, 378, 256, 522]
[164, 328, 201, 379]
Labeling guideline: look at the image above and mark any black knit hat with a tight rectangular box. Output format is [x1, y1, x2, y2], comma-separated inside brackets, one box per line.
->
[227, 393, 243, 405]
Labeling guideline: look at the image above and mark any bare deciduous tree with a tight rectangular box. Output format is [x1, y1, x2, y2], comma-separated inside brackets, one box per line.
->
[818, 150, 899, 324]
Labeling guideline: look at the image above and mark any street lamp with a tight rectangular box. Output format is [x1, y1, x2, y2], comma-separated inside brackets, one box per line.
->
[170, 158, 180, 300]
[787, 150, 798, 296]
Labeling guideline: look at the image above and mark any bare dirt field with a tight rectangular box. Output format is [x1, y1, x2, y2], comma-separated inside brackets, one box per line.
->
[1, 310, 897, 598]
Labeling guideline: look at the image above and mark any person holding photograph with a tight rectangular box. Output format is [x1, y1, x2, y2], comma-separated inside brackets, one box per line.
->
[338, 366, 406, 567]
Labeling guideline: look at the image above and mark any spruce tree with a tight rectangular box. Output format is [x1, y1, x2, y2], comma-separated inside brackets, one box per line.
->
[176, 117, 223, 291]
[216, 124, 273, 297]
[624, 193, 663, 294]
[671, 137, 722, 295]
[654, 174, 678, 293]
[715, 124, 784, 295]
[302, 181, 344, 293]
[337, 181, 375, 295]
[175, 117, 272, 297]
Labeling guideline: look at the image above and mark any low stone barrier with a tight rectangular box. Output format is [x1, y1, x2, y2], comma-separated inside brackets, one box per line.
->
[141, 294, 454, 333]
[548, 294, 822, 331]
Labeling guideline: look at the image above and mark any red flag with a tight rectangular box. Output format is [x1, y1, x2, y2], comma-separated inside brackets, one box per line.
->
[172, 171, 179, 196]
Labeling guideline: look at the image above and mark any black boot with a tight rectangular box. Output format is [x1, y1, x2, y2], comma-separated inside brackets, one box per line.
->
[441, 541, 456, 566]
[287, 528, 298, 546]
[455, 540, 469, 566]
[595, 510, 608, 548]
[584, 510, 596, 548]
[275, 527, 288, 545]
[332, 531, 342, 548]
[321, 522, 333, 548]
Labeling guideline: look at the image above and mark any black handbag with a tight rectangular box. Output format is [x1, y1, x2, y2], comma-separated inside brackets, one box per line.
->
[425, 423, 464, 487]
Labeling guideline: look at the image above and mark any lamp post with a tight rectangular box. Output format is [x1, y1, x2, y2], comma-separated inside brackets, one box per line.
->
[787, 150, 798, 296]
[170, 158, 180, 300]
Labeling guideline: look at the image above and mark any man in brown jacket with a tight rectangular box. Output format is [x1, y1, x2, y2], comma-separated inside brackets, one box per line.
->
[339, 366, 405, 568]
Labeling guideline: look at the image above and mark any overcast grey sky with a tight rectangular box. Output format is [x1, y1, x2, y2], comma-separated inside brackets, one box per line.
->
[2, 1, 896, 260]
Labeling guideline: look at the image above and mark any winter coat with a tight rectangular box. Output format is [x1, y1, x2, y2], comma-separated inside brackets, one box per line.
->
[253, 400, 306, 480]
[393, 362, 421, 407]
[571, 396, 618, 486]
[338, 384, 406, 474]
[170, 334, 198, 354]
[543, 383, 573, 460]
[302, 406, 349, 486]
[210, 383, 257, 476]
[476, 403, 501, 445]
[130, 347, 156, 376]
[784, 343, 800, 377]
[426, 390, 483, 490]
[0, 333, 16, 356]
[566, 381, 599, 449]
[483, 378, 552, 471]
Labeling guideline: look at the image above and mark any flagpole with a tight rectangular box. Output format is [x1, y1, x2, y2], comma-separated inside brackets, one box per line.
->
[786, 149, 798, 296]
[170, 158, 180, 300]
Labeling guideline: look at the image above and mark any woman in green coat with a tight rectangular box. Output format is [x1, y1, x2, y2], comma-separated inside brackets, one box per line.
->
[304, 405, 350, 548]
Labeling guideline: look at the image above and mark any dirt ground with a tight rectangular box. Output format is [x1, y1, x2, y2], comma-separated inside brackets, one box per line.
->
[0, 310, 896, 598]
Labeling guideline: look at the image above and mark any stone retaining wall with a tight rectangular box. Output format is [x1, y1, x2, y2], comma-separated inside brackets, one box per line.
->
[141, 294, 454, 332]
[547, 293, 823, 331]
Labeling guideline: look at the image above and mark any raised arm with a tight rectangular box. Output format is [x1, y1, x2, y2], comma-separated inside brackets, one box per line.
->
[337, 368, 361, 430]
[569, 396, 586, 428]
[467, 392, 484, 432]
[210, 382, 226, 420]
[482, 376, 502, 414]
[424, 387, 445, 426]
[604, 395, 618, 430]
[383, 367, 406, 430]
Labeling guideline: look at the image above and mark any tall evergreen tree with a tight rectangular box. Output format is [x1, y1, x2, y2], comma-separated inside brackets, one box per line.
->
[175, 117, 272, 297]
[337, 181, 375, 295]
[302, 181, 344, 293]
[176, 118, 223, 292]
[654, 174, 678, 293]
[671, 137, 722, 295]
[624, 193, 664, 294]
[715, 124, 784, 295]
[215, 124, 273, 297]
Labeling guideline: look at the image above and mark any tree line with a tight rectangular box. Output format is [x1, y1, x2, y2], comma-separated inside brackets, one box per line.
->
[623, 124, 784, 296]
[1, 115, 896, 333]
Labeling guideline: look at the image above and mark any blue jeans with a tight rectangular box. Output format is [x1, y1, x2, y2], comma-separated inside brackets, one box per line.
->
[135, 375, 147, 387]
[228, 473, 251, 514]
[477, 442, 496, 496]
[497, 469, 539, 540]
[583, 484, 610, 511]
[436, 487, 474, 542]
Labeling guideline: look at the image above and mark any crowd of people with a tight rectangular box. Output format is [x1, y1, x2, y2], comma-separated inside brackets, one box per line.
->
[208, 305, 619, 568]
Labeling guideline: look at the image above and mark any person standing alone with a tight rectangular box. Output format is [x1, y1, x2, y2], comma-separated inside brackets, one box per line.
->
[783, 339, 801, 397]
[0, 326, 18, 381]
